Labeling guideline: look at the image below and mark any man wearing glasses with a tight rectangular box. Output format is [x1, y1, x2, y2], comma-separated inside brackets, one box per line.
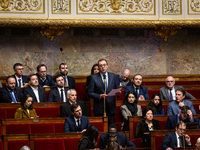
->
[159, 76, 195, 100]
[99, 124, 136, 149]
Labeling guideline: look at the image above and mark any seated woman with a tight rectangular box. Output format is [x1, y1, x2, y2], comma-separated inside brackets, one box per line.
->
[84, 64, 99, 101]
[135, 106, 161, 147]
[14, 94, 37, 119]
[148, 94, 165, 115]
[77, 125, 99, 150]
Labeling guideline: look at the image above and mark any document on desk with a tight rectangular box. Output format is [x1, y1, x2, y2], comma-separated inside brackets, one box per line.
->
[108, 88, 122, 96]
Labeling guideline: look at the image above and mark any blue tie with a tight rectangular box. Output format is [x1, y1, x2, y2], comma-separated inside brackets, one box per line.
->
[18, 79, 21, 87]
[170, 89, 173, 100]
[9, 90, 17, 103]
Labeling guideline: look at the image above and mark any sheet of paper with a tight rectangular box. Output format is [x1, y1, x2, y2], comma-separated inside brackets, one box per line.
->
[107, 88, 122, 96]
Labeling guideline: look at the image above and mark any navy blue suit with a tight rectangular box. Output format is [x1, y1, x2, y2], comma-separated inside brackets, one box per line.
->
[116, 75, 131, 86]
[48, 88, 68, 102]
[12, 75, 28, 87]
[88, 72, 119, 125]
[161, 132, 191, 150]
[64, 115, 91, 133]
[124, 85, 150, 100]
[23, 86, 47, 102]
[66, 76, 76, 90]
[36, 73, 56, 87]
[0, 88, 23, 103]
[165, 115, 192, 130]
[99, 133, 136, 149]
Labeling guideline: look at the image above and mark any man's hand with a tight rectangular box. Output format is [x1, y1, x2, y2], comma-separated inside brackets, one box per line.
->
[115, 91, 121, 97]
[187, 110, 193, 120]
[43, 85, 49, 87]
[179, 102, 185, 107]
[185, 134, 191, 145]
[138, 95, 145, 101]
[81, 129, 86, 133]
[23, 83, 29, 88]
[100, 94, 109, 99]
[166, 148, 172, 150]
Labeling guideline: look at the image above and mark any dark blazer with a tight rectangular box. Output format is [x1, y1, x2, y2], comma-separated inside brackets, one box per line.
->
[60, 100, 88, 117]
[0, 88, 23, 103]
[13, 75, 28, 87]
[124, 85, 150, 100]
[78, 138, 94, 150]
[167, 100, 196, 115]
[165, 115, 192, 130]
[116, 75, 131, 86]
[88, 72, 119, 115]
[159, 85, 196, 100]
[99, 133, 136, 149]
[48, 88, 68, 102]
[135, 118, 161, 147]
[67, 76, 76, 90]
[36, 73, 56, 87]
[161, 132, 191, 150]
[64, 115, 91, 133]
[23, 86, 47, 102]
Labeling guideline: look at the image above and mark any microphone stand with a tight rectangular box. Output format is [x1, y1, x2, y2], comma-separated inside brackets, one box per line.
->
[60, 48, 67, 88]
[104, 76, 106, 117]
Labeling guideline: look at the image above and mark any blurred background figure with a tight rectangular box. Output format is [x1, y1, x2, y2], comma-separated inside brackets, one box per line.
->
[20, 146, 30, 150]
[196, 137, 200, 150]
[148, 94, 165, 115]
[106, 137, 120, 150]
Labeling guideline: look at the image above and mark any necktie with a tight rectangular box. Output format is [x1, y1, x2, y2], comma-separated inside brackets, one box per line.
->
[136, 88, 139, 99]
[9, 90, 17, 103]
[77, 119, 80, 127]
[179, 136, 183, 147]
[60, 89, 64, 102]
[170, 89, 173, 100]
[103, 75, 107, 89]
[77, 119, 81, 132]
[18, 79, 21, 87]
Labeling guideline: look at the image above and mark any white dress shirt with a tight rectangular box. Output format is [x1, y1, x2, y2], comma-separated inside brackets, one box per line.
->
[30, 86, 40, 102]
[57, 87, 66, 102]
[100, 72, 108, 87]
[15, 75, 23, 87]
[168, 87, 176, 100]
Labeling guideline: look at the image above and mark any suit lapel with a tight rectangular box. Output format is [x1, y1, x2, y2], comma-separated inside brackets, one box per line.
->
[23, 109, 30, 118]
[173, 132, 178, 147]
[71, 116, 78, 131]
[56, 88, 61, 101]
[164, 86, 170, 100]
[6, 88, 12, 101]
[29, 86, 37, 102]
[97, 73, 105, 89]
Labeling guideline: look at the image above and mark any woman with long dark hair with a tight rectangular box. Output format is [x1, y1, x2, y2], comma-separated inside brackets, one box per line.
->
[148, 94, 165, 115]
[14, 94, 37, 119]
[77, 125, 99, 150]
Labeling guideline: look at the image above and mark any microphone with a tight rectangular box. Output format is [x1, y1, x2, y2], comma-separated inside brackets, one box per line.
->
[103, 74, 107, 117]
[60, 47, 63, 52]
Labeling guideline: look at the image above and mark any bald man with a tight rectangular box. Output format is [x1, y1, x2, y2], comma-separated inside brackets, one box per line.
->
[116, 69, 131, 86]
[159, 76, 196, 100]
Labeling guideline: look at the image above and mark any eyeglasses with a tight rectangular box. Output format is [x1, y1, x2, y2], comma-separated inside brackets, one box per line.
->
[166, 81, 174, 83]
[99, 64, 107, 67]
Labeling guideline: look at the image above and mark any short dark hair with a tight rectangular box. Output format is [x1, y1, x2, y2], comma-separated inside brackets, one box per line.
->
[176, 121, 186, 129]
[176, 88, 186, 96]
[124, 91, 138, 105]
[180, 105, 190, 115]
[59, 63, 67, 70]
[27, 74, 37, 81]
[70, 104, 80, 113]
[37, 64, 47, 72]
[20, 94, 34, 110]
[108, 124, 118, 132]
[53, 74, 64, 82]
[6, 76, 15, 82]
[133, 74, 142, 80]
[13, 63, 23, 70]
[98, 59, 108, 65]
[142, 106, 154, 117]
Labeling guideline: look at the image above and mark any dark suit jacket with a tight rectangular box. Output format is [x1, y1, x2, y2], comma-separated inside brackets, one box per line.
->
[159, 85, 196, 100]
[0, 88, 23, 103]
[88, 72, 119, 115]
[165, 115, 192, 130]
[124, 85, 150, 100]
[48, 88, 68, 102]
[64, 115, 91, 133]
[53, 75, 76, 90]
[13, 75, 28, 87]
[36, 73, 56, 87]
[23, 86, 47, 102]
[60, 100, 88, 117]
[161, 132, 191, 150]
[116, 75, 131, 86]
[99, 133, 136, 149]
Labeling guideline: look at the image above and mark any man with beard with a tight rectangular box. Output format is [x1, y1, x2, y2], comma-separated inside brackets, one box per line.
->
[0, 76, 23, 103]
[124, 74, 149, 101]
[58, 63, 76, 89]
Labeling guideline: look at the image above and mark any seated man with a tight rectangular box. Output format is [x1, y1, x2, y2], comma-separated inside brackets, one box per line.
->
[48, 75, 68, 102]
[58, 63, 76, 89]
[13, 63, 29, 88]
[23, 74, 47, 102]
[165, 106, 195, 130]
[64, 104, 90, 133]
[124, 74, 149, 101]
[60, 89, 88, 117]
[161, 121, 192, 150]
[0, 76, 23, 103]
[159, 76, 195, 100]
[116, 69, 131, 86]
[99, 124, 136, 149]
[167, 88, 196, 115]
[36, 64, 56, 87]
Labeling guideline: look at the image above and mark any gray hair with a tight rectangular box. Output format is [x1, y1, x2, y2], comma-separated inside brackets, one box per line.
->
[20, 146, 30, 150]
[67, 89, 76, 96]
